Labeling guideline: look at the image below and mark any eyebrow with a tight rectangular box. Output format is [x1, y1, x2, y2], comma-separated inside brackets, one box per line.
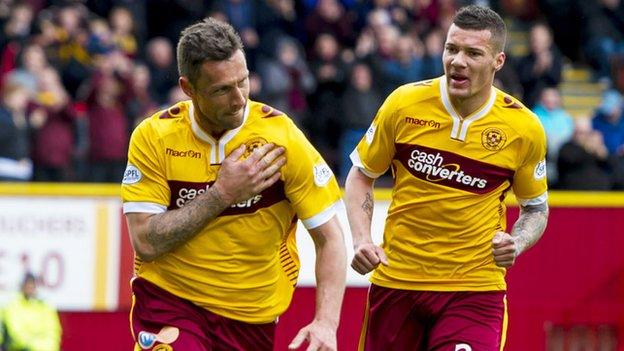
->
[209, 74, 249, 92]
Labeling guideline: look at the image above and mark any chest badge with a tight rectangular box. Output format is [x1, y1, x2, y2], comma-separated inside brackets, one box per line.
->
[242, 137, 268, 159]
[481, 127, 507, 151]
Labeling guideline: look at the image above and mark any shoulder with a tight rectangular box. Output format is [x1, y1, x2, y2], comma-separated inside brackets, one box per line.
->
[247, 100, 298, 129]
[133, 100, 192, 138]
[390, 78, 440, 106]
[494, 90, 543, 133]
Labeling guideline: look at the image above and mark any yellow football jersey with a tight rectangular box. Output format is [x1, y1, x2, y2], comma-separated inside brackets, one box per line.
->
[352, 77, 548, 291]
[121, 100, 341, 323]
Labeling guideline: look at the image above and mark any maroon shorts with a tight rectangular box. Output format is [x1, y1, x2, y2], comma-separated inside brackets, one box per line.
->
[359, 284, 507, 351]
[130, 278, 276, 351]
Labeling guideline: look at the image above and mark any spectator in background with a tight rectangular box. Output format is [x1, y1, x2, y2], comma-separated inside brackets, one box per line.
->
[533, 87, 575, 186]
[213, 0, 259, 70]
[0, 2, 35, 81]
[6, 43, 48, 96]
[378, 34, 424, 95]
[145, 37, 178, 105]
[255, 0, 299, 59]
[517, 22, 562, 109]
[80, 51, 133, 183]
[581, 0, 624, 82]
[257, 36, 315, 126]
[494, 54, 523, 99]
[31, 67, 79, 182]
[557, 117, 621, 190]
[0, 81, 43, 181]
[126, 63, 158, 128]
[1, 272, 61, 351]
[592, 89, 624, 156]
[339, 62, 382, 180]
[308, 32, 348, 169]
[50, 3, 92, 98]
[109, 6, 138, 58]
[305, 0, 356, 49]
[421, 29, 444, 79]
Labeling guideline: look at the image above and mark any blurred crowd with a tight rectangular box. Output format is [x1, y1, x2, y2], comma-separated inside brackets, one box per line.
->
[0, 0, 623, 190]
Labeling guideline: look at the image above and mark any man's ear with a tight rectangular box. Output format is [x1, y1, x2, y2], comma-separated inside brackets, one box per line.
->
[494, 51, 506, 72]
[179, 76, 194, 99]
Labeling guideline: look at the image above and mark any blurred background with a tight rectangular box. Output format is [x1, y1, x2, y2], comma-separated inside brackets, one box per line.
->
[0, 0, 623, 350]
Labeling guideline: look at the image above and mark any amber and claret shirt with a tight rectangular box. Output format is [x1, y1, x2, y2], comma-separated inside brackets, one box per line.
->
[352, 77, 548, 292]
[122, 100, 341, 323]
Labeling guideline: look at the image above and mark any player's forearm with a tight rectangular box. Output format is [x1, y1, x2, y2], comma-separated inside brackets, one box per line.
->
[511, 201, 549, 255]
[345, 167, 375, 248]
[309, 217, 346, 328]
[140, 187, 229, 260]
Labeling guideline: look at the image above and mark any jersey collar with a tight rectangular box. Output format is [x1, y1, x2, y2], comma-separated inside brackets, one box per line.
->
[189, 102, 250, 163]
[439, 76, 497, 141]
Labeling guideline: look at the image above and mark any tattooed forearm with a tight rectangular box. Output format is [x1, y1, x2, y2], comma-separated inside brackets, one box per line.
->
[511, 202, 549, 254]
[361, 191, 374, 218]
[145, 187, 229, 257]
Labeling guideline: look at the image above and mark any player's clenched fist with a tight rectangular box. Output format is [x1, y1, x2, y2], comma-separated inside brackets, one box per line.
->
[492, 231, 519, 268]
[351, 242, 388, 275]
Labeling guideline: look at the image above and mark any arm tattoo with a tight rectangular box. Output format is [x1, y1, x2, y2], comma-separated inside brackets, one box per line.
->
[511, 201, 549, 254]
[146, 188, 228, 256]
[361, 191, 374, 219]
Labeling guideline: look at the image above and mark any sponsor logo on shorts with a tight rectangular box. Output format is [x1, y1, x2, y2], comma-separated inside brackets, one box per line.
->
[534, 159, 547, 180]
[396, 143, 514, 194]
[122, 164, 142, 184]
[455, 343, 472, 351]
[138, 327, 179, 349]
[313, 163, 333, 187]
[481, 127, 507, 151]
[166, 148, 202, 159]
[404, 116, 441, 129]
[138, 331, 157, 349]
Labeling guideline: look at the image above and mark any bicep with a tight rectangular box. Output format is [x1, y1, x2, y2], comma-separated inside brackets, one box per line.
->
[307, 216, 344, 249]
[125, 212, 155, 248]
[519, 201, 549, 216]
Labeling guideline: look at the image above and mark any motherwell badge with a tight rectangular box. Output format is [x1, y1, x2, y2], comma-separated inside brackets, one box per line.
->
[242, 137, 268, 159]
[481, 128, 507, 151]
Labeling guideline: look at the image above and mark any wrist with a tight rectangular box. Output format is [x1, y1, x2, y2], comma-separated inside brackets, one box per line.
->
[210, 182, 233, 207]
[352, 238, 373, 250]
[314, 317, 339, 330]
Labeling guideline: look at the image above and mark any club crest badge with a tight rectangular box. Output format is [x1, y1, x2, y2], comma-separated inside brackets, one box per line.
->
[481, 127, 507, 151]
[242, 138, 268, 159]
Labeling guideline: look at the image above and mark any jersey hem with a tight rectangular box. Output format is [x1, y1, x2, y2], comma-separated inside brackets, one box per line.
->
[369, 277, 507, 291]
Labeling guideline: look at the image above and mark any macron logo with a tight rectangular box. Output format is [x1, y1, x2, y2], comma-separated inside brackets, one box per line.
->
[405, 117, 441, 129]
[166, 148, 202, 159]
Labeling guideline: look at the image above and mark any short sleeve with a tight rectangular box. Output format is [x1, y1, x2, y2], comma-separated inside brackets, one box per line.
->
[350, 88, 401, 178]
[121, 121, 170, 213]
[282, 121, 341, 229]
[512, 118, 548, 203]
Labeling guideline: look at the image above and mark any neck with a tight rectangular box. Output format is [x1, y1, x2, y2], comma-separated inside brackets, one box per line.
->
[450, 88, 492, 118]
[193, 109, 226, 140]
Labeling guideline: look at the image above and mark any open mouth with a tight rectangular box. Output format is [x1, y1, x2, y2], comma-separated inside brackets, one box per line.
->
[449, 73, 469, 85]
